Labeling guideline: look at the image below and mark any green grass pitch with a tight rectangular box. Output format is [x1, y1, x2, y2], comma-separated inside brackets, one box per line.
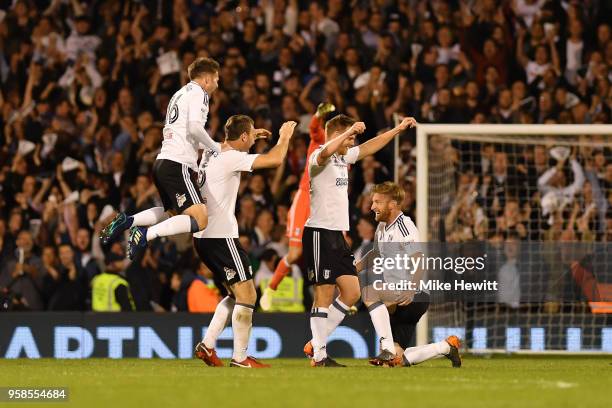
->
[1, 356, 610, 408]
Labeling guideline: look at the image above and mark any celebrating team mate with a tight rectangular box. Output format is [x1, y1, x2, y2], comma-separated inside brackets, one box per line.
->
[260, 102, 335, 310]
[357, 182, 462, 368]
[303, 114, 418, 367]
[100, 58, 221, 259]
[193, 115, 296, 368]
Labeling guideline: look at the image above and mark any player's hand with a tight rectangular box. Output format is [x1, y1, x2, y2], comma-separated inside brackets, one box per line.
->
[316, 102, 336, 118]
[254, 128, 272, 140]
[279, 121, 297, 140]
[397, 116, 418, 130]
[349, 121, 366, 135]
[260, 287, 274, 311]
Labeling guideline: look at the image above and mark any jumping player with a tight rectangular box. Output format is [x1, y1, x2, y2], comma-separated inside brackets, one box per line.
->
[100, 58, 221, 259]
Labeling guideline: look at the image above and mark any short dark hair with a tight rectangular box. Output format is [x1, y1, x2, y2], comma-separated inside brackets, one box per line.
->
[325, 114, 356, 137]
[188, 57, 220, 80]
[224, 115, 254, 140]
[371, 181, 405, 204]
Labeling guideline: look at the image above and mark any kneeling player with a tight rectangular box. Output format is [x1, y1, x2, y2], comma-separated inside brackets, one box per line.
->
[193, 115, 296, 368]
[357, 182, 461, 368]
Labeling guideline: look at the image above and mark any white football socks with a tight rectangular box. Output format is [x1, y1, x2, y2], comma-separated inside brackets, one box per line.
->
[403, 341, 450, 365]
[326, 297, 349, 337]
[310, 307, 329, 362]
[367, 302, 394, 353]
[146, 214, 198, 241]
[231, 303, 254, 362]
[203, 296, 235, 349]
[131, 207, 168, 227]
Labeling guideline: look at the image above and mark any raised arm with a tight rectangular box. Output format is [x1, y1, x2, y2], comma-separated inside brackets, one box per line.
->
[316, 122, 365, 166]
[516, 27, 529, 68]
[252, 121, 297, 169]
[357, 117, 417, 161]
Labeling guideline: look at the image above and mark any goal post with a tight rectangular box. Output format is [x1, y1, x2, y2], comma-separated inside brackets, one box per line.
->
[414, 124, 612, 351]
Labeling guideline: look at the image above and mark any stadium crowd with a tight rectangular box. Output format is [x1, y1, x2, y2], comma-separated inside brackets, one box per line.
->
[0, 0, 610, 311]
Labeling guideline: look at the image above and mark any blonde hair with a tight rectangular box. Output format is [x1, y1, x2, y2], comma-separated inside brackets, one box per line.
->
[371, 181, 405, 204]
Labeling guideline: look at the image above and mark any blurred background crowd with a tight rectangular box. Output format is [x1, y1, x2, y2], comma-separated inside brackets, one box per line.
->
[0, 0, 610, 312]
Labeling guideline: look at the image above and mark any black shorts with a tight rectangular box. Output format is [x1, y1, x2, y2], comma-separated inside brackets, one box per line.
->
[193, 237, 253, 287]
[302, 226, 356, 285]
[152, 159, 203, 213]
[390, 292, 430, 349]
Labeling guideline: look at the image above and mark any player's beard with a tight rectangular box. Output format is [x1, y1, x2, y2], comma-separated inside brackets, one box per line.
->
[375, 207, 390, 223]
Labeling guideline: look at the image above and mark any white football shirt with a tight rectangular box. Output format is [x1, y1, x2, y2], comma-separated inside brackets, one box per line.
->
[194, 149, 259, 238]
[374, 212, 421, 255]
[157, 81, 211, 170]
[305, 145, 360, 231]
[373, 212, 427, 295]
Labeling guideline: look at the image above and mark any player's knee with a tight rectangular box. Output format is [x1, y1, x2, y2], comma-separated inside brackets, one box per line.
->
[185, 204, 208, 230]
[234, 281, 257, 305]
[241, 289, 257, 305]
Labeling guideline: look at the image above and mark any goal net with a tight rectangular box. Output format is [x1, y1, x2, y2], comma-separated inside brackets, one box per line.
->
[412, 124, 612, 353]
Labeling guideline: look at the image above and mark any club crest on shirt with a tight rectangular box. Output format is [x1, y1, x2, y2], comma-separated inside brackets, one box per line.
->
[224, 267, 237, 280]
[176, 193, 186, 208]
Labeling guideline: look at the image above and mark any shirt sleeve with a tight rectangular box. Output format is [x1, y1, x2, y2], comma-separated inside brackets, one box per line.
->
[231, 151, 260, 173]
[309, 147, 323, 167]
[344, 146, 360, 164]
[188, 87, 208, 126]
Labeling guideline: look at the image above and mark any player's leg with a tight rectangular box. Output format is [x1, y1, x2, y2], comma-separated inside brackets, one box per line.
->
[323, 229, 361, 339]
[218, 237, 269, 368]
[401, 336, 461, 368]
[100, 161, 172, 245]
[229, 280, 270, 368]
[364, 299, 396, 364]
[260, 244, 301, 310]
[269, 245, 302, 290]
[391, 293, 461, 367]
[100, 208, 169, 245]
[310, 283, 336, 365]
[193, 237, 230, 367]
[128, 161, 206, 258]
[326, 274, 360, 337]
[265, 189, 308, 294]
[302, 226, 345, 367]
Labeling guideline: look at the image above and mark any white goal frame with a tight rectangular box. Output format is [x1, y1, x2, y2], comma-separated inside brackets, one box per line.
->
[414, 124, 612, 347]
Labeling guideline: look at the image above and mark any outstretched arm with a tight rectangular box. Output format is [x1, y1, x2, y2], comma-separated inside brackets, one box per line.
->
[316, 122, 366, 166]
[357, 117, 417, 161]
[252, 122, 297, 169]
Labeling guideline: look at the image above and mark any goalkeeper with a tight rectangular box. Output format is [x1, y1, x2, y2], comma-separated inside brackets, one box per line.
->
[355, 182, 462, 368]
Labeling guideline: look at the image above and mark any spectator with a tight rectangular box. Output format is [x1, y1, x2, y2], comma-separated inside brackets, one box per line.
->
[0, 0, 609, 312]
[0, 230, 44, 310]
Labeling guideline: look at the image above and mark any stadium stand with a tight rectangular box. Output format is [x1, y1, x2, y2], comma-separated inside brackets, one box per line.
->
[0, 0, 610, 313]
